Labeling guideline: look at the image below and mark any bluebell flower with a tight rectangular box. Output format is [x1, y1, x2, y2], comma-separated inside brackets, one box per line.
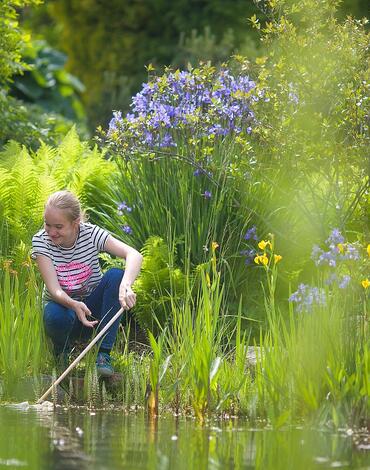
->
[202, 190, 212, 199]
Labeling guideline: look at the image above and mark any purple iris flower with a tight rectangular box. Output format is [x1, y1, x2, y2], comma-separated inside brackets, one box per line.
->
[338, 275, 351, 289]
[106, 68, 257, 155]
[289, 283, 326, 313]
[244, 226, 258, 241]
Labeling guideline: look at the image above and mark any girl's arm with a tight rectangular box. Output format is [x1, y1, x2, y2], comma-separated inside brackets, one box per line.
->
[35, 255, 98, 327]
[104, 235, 143, 310]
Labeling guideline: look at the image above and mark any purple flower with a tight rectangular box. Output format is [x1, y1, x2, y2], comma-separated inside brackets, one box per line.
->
[342, 244, 360, 261]
[106, 67, 257, 155]
[240, 248, 256, 266]
[108, 111, 123, 134]
[121, 225, 133, 235]
[325, 273, 338, 286]
[289, 283, 326, 313]
[244, 225, 258, 241]
[338, 275, 351, 289]
[326, 228, 345, 245]
[312, 229, 360, 268]
[202, 190, 212, 199]
[117, 201, 132, 215]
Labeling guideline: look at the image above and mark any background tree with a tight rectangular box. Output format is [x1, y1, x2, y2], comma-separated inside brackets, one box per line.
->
[0, 0, 82, 148]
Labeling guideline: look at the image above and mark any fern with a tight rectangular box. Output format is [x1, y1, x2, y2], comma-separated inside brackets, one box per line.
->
[133, 236, 187, 332]
[0, 127, 115, 258]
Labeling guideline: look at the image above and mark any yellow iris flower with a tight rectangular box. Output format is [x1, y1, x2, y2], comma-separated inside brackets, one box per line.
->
[260, 255, 269, 265]
[211, 241, 219, 252]
[258, 240, 272, 251]
[367, 244, 370, 258]
[274, 254, 282, 263]
[254, 254, 269, 265]
[361, 279, 370, 289]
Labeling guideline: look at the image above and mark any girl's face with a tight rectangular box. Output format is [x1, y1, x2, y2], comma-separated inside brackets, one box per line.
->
[44, 206, 80, 247]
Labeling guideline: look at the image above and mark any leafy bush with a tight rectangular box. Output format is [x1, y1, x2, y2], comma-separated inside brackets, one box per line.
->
[0, 1, 83, 149]
[247, 0, 369, 261]
[0, 0, 41, 87]
[10, 39, 86, 122]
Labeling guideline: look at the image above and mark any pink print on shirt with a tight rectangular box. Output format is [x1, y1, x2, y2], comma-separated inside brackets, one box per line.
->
[56, 262, 93, 293]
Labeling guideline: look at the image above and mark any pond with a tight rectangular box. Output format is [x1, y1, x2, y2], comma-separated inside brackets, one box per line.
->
[0, 406, 368, 469]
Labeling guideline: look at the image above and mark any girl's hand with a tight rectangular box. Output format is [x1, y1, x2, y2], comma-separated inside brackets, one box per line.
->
[119, 283, 137, 310]
[73, 301, 98, 327]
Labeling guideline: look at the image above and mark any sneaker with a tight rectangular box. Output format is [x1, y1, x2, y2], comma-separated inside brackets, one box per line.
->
[96, 352, 114, 377]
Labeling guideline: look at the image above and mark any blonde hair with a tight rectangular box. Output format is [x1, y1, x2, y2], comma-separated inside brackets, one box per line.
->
[45, 190, 86, 222]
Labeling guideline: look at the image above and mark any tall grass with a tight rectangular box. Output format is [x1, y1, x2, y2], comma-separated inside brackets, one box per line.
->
[108, 240, 368, 428]
[0, 259, 48, 398]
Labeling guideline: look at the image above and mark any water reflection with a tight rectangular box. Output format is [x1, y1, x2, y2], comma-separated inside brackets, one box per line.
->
[0, 407, 367, 469]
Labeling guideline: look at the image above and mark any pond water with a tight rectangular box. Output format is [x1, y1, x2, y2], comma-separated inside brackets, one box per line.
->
[0, 406, 368, 469]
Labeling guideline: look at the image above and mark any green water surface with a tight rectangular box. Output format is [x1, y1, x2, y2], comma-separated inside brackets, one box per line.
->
[0, 407, 368, 469]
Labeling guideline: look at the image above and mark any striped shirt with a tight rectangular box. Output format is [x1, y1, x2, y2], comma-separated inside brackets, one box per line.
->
[31, 223, 110, 301]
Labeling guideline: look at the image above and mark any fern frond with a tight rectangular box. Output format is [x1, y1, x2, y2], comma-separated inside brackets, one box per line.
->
[0, 141, 23, 169]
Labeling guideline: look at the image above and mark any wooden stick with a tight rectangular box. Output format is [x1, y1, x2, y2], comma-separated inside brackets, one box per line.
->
[37, 307, 124, 404]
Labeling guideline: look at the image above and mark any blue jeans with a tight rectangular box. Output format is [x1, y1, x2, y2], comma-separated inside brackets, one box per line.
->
[44, 268, 124, 355]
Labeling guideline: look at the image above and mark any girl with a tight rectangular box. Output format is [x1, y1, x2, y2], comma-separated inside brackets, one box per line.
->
[32, 190, 143, 376]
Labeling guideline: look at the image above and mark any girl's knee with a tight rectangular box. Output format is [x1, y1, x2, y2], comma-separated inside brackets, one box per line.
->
[43, 303, 75, 331]
[103, 268, 124, 286]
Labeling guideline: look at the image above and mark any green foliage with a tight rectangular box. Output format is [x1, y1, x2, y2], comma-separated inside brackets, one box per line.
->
[0, 1, 81, 149]
[0, 91, 77, 149]
[133, 237, 186, 332]
[243, 0, 370, 275]
[0, 127, 115, 255]
[0, 0, 41, 87]
[10, 39, 86, 121]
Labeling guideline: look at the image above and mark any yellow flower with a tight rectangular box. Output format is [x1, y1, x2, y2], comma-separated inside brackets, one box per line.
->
[367, 244, 370, 258]
[211, 241, 219, 252]
[361, 279, 370, 289]
[274, 254, 282, 264]
[337, 243, 345, 253]
[260, 254, 269, 266]
[258, 240, 272, 251]
[254, 254, 269, 266]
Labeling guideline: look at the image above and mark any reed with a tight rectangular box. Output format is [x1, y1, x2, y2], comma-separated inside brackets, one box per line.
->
[0, 259, 46, 398]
